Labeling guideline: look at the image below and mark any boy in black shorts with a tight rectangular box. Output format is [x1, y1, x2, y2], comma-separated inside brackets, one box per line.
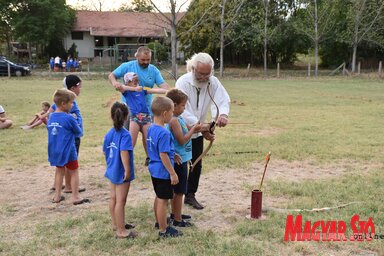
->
[146, 96, 182, 238]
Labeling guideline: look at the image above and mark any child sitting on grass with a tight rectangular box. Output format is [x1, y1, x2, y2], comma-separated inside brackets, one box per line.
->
[47, 89, 89, 205]
[0, 105, 13, 129]
[146, 96, 182, 238]
[166, 89, 202, 227]
[103, 102, 137, 239]
[117, 72, 167, 166]
[21, 101, 50, 130]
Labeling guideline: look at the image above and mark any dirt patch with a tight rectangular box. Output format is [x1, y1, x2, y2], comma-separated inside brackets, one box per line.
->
[0, 159, 380, 234]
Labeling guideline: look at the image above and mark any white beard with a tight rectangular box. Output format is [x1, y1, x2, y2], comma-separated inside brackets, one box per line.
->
[193, 76, 209, 89]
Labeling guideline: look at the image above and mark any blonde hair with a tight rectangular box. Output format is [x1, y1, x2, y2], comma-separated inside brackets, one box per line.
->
[151, 96, 174, 116]
[53, 88, 76, 106]
[186, 52, 214, 75]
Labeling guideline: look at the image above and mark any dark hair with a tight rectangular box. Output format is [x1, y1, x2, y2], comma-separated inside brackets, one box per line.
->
[151, 96, 174, 116]
[111, 102, 129, 130]
[63, 75, 81, 90]
[166, 88, 188, 105]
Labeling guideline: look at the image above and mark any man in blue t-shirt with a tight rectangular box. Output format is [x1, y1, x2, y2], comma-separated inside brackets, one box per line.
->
[108, 46, 170, 114]
[109, 46, 170, 166]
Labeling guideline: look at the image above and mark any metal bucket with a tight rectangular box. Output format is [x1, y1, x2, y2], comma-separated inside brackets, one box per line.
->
[251, 189, 262, 219]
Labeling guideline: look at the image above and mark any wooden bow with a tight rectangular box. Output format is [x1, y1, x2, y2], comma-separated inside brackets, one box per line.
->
[190, 82, 219, 172]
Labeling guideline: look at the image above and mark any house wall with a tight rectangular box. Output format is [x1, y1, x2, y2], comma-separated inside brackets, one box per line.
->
[63, 32, 95, 58]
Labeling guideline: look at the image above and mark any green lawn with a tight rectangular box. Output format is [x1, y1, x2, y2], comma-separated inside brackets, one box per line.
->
[0, 76, 383, 255]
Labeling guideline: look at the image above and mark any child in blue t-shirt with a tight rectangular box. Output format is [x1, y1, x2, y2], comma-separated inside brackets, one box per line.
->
[165, 89, 202, 227]
[48, 89, 86, 205]
[118, 72, 167, 166]
[47, 75, 85, 194]
[103, 102, 137, 239]
[146, 96, 182, 238]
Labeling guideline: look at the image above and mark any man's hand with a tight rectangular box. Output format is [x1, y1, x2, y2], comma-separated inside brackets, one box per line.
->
[202, 131, 215, 141]
[113, 82, 122, 91]
[217, 114, 228, 127]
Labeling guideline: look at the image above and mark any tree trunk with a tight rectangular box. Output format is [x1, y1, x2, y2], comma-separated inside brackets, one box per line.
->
[352, 43, 358, 73]
[170, 0, 178, 79]
[263, 0, 268, 77]
[219, 0, 226, 78]
[314, 0, 319, 77]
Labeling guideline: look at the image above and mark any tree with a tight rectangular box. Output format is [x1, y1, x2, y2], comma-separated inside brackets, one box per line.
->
[291, 0, 337, 76]
[118, 0, 154, 12]
[149, 0, 192, 78]
[0, 1, 13, 56]
[218, 0, 245, 77]
[341, 0, 384, 73]
[8, 0, 75, 61]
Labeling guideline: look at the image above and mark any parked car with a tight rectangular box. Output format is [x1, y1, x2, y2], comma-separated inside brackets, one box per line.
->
[0, 59, 31, 76]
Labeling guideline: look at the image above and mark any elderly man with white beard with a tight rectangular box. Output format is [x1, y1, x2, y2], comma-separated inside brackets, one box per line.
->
[176, 52, 230, 210]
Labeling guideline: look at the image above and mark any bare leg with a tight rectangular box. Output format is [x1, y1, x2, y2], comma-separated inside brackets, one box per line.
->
[156, 198, 169, 232]
[142, 123, 150, 157]
[53, 167, 65, 202]
[0, 120, 13, 129]
[109, 183, 117, 229]
[64, 168, 72, 192]
[69, 169, 81, 203]
[27, 116, 39, 126]
[129, 121, 140, 148]
[171, 193, 183, 222]
[28, 119, 43, 129]
[115, 182, 130, 237]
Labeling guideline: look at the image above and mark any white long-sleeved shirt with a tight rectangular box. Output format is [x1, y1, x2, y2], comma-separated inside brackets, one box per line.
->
[175, 72, 230, 138]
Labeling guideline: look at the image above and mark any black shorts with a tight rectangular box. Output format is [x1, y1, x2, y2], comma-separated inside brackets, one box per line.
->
[75, 137, 81, 156]
[151, 177, 173, 200]
[173, 162, 188, 195]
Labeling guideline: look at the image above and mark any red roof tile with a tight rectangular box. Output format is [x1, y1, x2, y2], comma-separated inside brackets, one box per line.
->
[73, 11, 184, 37]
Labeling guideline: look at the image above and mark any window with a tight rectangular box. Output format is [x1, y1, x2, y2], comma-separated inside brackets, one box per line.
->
[71, 32, 83, 40]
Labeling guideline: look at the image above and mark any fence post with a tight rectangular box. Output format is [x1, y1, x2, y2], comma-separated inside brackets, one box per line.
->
[87, 62, 90, 79]
[8, 63, 11, 78]
[246, 63, 250, 77]
[357, 62, 361, 75]
[307, 63, 311, 77]
[277, 62, 280, 78]
[379, 61, 382, 77]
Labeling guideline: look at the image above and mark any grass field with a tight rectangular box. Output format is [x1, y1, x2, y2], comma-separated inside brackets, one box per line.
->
[0, 76, 383, 255]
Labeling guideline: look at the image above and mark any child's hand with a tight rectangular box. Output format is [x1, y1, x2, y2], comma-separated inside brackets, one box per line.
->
[170, 173, 179, 185]
[174, 154, 182, 165]
[192, 122, 203, 132]
[124, 170, 131, 181]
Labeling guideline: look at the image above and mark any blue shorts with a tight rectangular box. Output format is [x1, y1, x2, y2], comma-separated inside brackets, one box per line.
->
[173, 162, 188, 195]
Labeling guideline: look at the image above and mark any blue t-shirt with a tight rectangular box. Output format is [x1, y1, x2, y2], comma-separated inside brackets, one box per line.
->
[166, 116, 192, 163]
[47, 112, 83, 166]
[147, 124, 174, 179]
[103, 127, 135, 184]
[112, 60, 165, 113]
[122, 90, 150, 115]
[52, 100, 83, 138]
